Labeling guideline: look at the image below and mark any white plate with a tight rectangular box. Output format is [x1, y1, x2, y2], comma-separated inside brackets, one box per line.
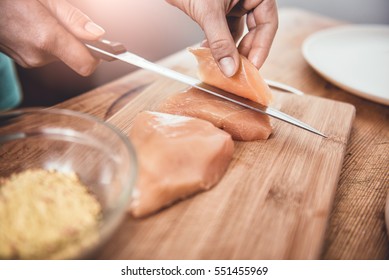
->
[302, 25, 389, 105]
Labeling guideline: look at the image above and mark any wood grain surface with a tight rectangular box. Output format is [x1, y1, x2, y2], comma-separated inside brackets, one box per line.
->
[54, 9, 389, 259]
[93, 77, 354, 259]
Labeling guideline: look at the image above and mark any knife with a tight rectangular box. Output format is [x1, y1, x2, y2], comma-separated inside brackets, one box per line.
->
[264, 79, 305, 96]
[85, 39, 326, 137]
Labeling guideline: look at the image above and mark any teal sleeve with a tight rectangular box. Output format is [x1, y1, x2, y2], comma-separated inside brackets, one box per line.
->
[0, 52, 22, 111]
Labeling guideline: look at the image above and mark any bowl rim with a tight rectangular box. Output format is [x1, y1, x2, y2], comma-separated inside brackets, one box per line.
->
[1, 106, 138, 201]
[0, 107, 138, 257]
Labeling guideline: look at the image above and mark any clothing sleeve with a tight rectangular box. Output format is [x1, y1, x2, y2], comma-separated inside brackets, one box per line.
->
[0, 52, 22, 111]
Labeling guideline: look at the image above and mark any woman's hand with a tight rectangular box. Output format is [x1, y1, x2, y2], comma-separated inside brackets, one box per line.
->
[0, 0, 105, 76]
[166, 0, 278, 77]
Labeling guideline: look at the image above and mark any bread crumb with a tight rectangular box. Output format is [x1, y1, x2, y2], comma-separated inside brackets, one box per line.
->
[0, 169, 101, 259]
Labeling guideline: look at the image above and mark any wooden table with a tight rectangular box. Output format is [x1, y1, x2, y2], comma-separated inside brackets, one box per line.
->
[57, 8, 389, 259]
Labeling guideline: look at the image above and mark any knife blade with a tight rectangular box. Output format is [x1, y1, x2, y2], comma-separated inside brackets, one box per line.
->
[85, 39, 326, 138]
[264, 79, 305, 96]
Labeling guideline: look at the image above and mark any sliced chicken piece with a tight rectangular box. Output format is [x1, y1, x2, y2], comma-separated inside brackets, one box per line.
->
[159, 87, 272, 141]
[128, 111, 234, 218]
[189, 47, 273, 106]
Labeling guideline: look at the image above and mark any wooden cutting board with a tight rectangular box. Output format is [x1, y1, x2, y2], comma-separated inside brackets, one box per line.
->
[94, 71, 356, 259]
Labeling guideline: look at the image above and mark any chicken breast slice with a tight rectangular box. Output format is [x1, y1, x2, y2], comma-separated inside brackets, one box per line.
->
[159, 87, 272, 141]
[128, 111, 234, 218]
[189, 47, 272, 106]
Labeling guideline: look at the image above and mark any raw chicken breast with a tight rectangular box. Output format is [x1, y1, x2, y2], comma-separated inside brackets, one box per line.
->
[128, 111, 234, 218]
[159, 87, 272, 141]
[189, 47, 272, 106]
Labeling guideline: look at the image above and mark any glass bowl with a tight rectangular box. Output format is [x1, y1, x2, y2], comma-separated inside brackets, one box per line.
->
[0, 108, 137, 259]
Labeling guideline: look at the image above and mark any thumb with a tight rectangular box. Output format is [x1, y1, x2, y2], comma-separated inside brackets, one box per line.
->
[201, 12, 240, 77]
[40, 0, 105, 40]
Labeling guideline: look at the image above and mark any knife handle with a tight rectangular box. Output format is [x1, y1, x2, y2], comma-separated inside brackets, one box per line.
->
[85, 39, 127, 61]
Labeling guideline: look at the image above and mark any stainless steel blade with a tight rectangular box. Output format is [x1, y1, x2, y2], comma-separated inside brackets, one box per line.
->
[196, 83, 325, 137]
[86, 44, 326, 137]
[264, 79, 305, 96]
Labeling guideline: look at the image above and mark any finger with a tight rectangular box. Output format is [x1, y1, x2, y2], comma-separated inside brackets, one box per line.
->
[201, 11, 240, 77]
[228, 0, 251, 17]
[227, 16, 245, 43]
[0, 44, 33, 68]
[39, 21, 100, 76]
[247, 0, 278, 68]
[200, 39, 209, 47]
[237, 12, 256, 57]
[238, 0, 278, 68]
[0, 0, 98, 74]
[39, 0, 105, 40]
[51, 30, 100, 76]
[35, 0, 100, 75]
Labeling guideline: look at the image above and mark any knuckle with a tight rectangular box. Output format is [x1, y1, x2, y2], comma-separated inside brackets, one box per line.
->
[66, 7, 88, 26]
[23, 53, 46, 68]
[239, 43, 251, 54]
[274, 20, 279, 31]
[35, 30, 54, 53]
[209, 39, 235, 59]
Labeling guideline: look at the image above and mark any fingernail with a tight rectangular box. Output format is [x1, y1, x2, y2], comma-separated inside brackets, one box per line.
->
[219, 57, 236, 77]
[249, 53, 263, 69]
[85, 21, 105, 37]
